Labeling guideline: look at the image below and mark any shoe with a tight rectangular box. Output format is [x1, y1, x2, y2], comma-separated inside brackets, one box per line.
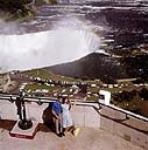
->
[62, 132, 65, 136]
[73, 128, 80, 136]
[57, 133, 63, 137]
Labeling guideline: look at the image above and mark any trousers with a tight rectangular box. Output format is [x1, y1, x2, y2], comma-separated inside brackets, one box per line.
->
[53, 114, 63, 134]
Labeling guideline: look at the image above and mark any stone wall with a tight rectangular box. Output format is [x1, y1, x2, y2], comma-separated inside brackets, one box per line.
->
[99, 105, 148, 150]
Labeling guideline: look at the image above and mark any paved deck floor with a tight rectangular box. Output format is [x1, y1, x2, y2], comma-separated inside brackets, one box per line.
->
[0, 127, 144, 150]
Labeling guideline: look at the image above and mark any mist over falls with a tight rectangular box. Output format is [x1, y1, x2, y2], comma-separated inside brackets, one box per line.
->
[0, 23, 101, 72]
[1, 3, 148, 78]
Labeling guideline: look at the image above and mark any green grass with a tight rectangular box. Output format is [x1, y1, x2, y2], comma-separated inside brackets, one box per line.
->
[23, 69, 83, 83]
[25, 82, 57, 92]
[86, 95, 98, 102]
[59, 75, 83, 82]
[87, 87, 99, 93]
[24, 82, 74, 96]
[23, 69, 54, 80]
[100, 88, 121, 93]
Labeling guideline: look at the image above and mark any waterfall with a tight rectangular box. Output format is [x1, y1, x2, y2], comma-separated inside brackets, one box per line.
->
[0, 27, 101, 72]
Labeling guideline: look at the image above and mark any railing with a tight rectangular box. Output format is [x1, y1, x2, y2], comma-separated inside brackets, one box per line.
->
[98, 102, 148, 123]
[0, 94, 148, 123]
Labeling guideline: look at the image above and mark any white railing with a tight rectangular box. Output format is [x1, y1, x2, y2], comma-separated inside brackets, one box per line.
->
[0, 94, 148, 123]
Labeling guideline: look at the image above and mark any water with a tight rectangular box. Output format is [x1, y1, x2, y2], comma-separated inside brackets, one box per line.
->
[0, 20, 101, 72]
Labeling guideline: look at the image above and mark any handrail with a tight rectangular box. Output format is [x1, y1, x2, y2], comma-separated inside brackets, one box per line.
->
[0, 94, 148, 123]
[98, 102, 148, 123]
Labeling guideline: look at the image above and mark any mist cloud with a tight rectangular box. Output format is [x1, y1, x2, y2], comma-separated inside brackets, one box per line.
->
[0, 17, 102, 72]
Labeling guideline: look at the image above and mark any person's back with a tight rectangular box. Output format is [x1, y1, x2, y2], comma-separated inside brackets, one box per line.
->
[52, 101, 62, 116]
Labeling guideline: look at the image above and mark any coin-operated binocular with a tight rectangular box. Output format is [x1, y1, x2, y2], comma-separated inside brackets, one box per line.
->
[15, 91, 33, 130]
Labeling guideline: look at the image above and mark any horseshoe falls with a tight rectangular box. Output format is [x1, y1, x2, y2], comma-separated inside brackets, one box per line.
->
[0, 26, 101, 72]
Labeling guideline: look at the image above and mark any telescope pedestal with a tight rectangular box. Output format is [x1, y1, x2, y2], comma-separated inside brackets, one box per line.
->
[9, 121, 38, 139]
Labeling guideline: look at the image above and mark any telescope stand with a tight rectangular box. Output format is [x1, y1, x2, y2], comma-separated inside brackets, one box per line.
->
[9, 120, 38, 139]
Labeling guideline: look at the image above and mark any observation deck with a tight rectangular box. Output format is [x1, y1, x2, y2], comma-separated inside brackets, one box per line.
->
[0, 95, 147, 150]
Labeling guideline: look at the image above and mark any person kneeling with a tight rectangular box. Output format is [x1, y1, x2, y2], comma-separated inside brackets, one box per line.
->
[51, 99, 64, 137]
